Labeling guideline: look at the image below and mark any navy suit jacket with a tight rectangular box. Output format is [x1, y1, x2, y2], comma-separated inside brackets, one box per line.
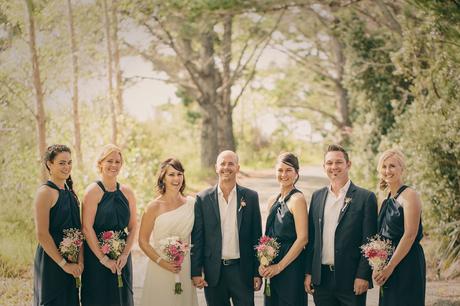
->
[305, 181, 378, 291]
[191, 184, 262, 287]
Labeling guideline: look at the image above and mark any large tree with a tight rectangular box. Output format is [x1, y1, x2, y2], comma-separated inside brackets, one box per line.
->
[122, 1, 282, 167]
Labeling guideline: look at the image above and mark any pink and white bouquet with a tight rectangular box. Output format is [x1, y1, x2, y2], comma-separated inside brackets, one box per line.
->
[98, 230, 126, 287]
[360, 234, 394, 271]
[255, 235, 280, 296]
[59, 228, 84, 287]
[361, 234, 395, 294]
[158, 236, 191, 294]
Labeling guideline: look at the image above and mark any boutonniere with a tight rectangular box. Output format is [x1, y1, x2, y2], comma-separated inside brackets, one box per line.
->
[238, 198, 246, 212]
[342, 197, 352, 212]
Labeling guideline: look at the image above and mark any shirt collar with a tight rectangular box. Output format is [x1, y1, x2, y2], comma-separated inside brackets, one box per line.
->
[328, 179, 351, 196]
[217, 184, 237, 197]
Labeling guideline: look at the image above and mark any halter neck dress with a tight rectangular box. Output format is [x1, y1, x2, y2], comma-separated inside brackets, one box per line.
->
[33, 180, 81, 306]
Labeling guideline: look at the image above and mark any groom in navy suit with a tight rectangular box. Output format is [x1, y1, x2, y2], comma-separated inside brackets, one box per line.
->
[305, 144, 378, 306]
[191, 150, 262, 306]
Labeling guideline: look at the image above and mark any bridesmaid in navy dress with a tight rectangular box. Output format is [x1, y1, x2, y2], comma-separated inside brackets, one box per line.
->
[34, 144, 83, 306]
[374, 149, 426, 306]
[259, 152, 308, 306]
[81, 144, 137, 306]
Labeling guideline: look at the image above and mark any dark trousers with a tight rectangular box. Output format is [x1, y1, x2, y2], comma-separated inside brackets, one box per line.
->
[313, 265, 366, 306]
[204, 263, 254, 306]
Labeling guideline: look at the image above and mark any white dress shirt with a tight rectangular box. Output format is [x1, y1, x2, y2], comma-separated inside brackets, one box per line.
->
[321, 179, 351, 265]
[217, 185, 240, 259]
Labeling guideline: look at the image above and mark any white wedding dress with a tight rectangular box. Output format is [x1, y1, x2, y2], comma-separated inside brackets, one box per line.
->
[140, 196, 198, 306]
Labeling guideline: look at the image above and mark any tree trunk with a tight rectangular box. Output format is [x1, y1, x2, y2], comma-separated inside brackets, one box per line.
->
[217, 14, 236, 152]
[102, 0, 117, 144]
[200, 104, 219, 168]
[198, 26, 220, 167]
[111, 0, 123, 115]
[217, 100, 236, 151]
[25, 0, 47, 181]
[66, 0, 83, 169]
[330, 29, 351, 144]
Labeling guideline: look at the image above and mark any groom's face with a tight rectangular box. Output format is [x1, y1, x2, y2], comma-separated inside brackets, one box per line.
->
[324, 151, 351, 183]
[215, 152, 240, 184]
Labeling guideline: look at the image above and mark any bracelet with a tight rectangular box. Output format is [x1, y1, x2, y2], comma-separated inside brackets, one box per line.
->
[58, 258, 67, 268]
[99, 255, 109, 264]
[155, 257, 162, 264]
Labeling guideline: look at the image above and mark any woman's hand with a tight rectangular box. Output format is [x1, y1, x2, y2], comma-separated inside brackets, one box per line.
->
[373, 264, 395, 286]
[78, 262, 84, 275]
[258, 265, 266, 276]
[116, 254, 129, 271]
[259, 264, 282, 278]
[159, 259, 181, 273]
[101, 258, 117, 274]
[63, 263, 83, 277]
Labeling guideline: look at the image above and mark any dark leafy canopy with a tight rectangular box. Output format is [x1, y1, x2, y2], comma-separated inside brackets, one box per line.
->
[412, 0, 460, 42]
[344, 0, 460, 276]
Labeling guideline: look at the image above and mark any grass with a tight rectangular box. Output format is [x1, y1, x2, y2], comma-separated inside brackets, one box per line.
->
[0, 273, 32, 306]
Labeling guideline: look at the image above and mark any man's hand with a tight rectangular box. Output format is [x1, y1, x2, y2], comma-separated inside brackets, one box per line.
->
[304, 274, 314, 294]
[192, 276, 208, 289]
[253, 277, 262, 291]
[353, 278, 369, 295]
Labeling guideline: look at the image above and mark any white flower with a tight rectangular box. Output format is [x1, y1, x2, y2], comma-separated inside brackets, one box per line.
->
[238, 199, 247, 212]
[342, 197, 352, 212]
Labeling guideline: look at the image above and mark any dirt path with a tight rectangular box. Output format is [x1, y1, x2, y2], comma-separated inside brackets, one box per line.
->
[132, 167, 460, 306]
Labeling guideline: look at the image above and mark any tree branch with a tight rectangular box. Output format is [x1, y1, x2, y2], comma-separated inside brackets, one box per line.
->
[278, 102, 343, 128]
[151, 15, 205, 95]
[231, 10, 285, 109]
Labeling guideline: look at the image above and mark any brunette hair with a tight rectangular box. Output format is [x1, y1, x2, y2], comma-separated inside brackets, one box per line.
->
[156, 158, 186, 195]
[277, 152, 300, 185]
[44, 144, 78, 201]
[377, 148, 406, 190]
[324, 144, 350, 163]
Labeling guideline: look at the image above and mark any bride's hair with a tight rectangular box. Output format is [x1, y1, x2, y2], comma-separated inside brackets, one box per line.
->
[156, 158, 186, 195]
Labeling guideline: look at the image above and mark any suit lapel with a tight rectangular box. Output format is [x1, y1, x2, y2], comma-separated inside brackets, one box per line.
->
[318, 187, 328, 235]
[210, 185, 221, 225]
[236, 184, 244, 232]
[337, 181, 357, 225]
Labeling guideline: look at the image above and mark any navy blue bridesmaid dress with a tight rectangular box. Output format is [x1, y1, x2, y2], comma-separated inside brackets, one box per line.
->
[264, 188, 307, 306]
[378, 185, 426, 306]
[81, 181, 134, 306]
[33, 180, 81, 306]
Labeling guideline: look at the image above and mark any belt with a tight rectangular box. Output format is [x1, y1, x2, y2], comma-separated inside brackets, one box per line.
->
[322, 264, 335, 272]
[221, 258, 240, 266]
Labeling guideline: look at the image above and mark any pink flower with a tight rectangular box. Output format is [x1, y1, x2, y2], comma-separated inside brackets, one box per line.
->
[259, 235, 271, 244]
[101, 243, 110, 254]
[102, 231, 114, 240]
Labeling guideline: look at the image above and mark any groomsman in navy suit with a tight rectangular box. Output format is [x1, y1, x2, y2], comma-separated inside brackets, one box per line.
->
[305, 144, 378, 306]
[191, 150, 262, 306]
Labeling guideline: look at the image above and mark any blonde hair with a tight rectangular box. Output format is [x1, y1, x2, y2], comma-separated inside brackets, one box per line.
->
[97, 144, 123, 173]
[377, 148, 406, 190]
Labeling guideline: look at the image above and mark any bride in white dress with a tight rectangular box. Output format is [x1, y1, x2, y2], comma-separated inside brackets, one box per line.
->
[138, 158, 198, 306]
